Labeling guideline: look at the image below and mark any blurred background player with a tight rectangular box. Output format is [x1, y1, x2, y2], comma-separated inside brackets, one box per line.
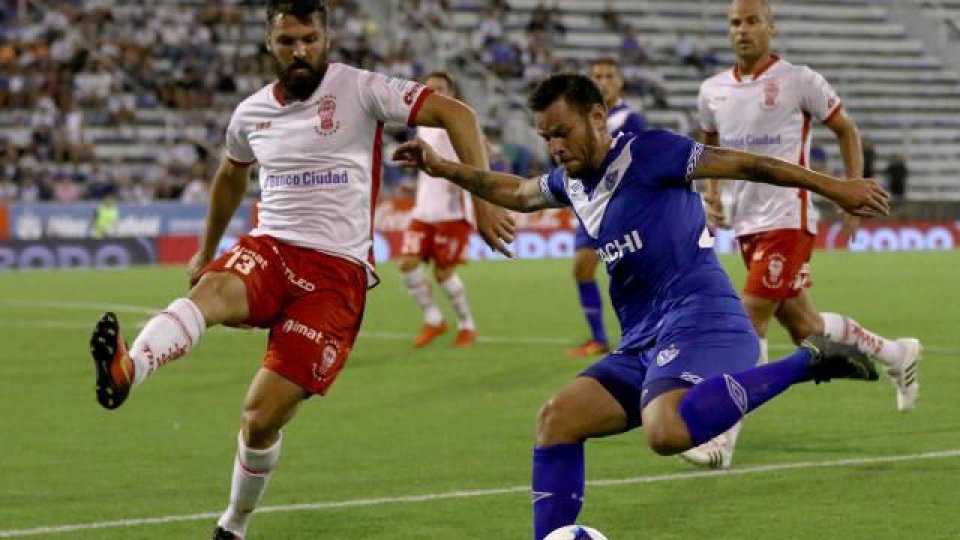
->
[85, 2, 514, 539]
[398, 71, 479, 348]
[393, 73, 889, 540]
[684, 0, 922, 469]
[566, 57, 647, 357]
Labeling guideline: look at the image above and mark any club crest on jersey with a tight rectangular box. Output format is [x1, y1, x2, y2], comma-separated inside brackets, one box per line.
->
[761, 80, 780, 110]
[603, 169, 619, 190]
[315, 94, 341, 137]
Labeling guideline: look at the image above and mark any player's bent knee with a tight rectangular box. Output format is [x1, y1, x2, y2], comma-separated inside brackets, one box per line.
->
[433, 265, 454, 283]
[536, 398, 582, 447]
[573, 251, 598, 282]
[241, 408, 283, 449]
[644, 422, 690, 456]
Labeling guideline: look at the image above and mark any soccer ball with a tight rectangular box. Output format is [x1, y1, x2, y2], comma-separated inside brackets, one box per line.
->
[544, 525, 609, 540]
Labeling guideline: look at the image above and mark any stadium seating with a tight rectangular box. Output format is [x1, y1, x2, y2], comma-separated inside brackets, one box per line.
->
[442, 0, 960, 199]
[1, 0, 958, 200]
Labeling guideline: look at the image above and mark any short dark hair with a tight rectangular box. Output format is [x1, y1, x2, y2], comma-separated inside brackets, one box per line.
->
[267, 0, 328, 27]
[529, 74, 605, 115]
[590, 57, 621, 71]
[424, 70, 460, 99]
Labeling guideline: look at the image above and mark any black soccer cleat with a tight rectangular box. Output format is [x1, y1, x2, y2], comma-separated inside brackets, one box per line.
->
[89, 311, 132, 410]
[801, 335, 880, 384]
[211, 526, 242, 539]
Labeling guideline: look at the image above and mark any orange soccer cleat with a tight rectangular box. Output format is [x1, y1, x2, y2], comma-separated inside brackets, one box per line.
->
[566, 339, 610, 358]
[413, 321, 448, 348]
[89, 312, 135, 409]
[453, 329, 477, 348]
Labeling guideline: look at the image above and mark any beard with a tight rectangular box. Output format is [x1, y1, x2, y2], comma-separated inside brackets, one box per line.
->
[275, 57, 326, 101]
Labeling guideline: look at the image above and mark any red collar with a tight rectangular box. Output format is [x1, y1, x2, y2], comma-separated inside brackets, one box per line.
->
[733, 54, 779, 82]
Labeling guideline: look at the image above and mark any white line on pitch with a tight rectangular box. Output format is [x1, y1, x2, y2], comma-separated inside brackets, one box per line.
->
[0, 449, 958, 538]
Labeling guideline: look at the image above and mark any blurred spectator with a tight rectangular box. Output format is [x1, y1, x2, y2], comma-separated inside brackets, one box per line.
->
[674, 33, 706, 73]
[886, 154, 908, 201]
[623, 63, 669, 109]
[601, 0, 623, 33]
[476, 6, 504, 50]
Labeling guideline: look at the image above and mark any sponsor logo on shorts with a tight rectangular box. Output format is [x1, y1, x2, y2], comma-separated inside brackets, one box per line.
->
[282, 318, 324, 344]
[283, 266, 316, 292]
[656, 344, 680, 367]
[680, 371, 704, 385]
[761, 253, 785, 288]
[263, 169, 349, 190]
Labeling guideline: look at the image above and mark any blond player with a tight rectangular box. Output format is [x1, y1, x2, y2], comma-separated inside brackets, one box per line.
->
[682, 0, 921, 470]
[84, 2, 513, 538]
[399, 71, 479, 349]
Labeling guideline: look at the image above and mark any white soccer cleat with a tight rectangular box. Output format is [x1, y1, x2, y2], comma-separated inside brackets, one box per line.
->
[887, 338, 921, 412]
[679, 421, 741, 470]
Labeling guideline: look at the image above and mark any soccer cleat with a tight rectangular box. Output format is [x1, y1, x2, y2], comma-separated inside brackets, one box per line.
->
[679, 421, 741, 470]
[566, 340, 610, 358]
[89, 311, 133, 410]
[801, 335, 879, 383]
[453, 329, 477, 348]
[413, 321, 448, 348]
[211, 526, 241, 540]
[887, 338, 921, 412]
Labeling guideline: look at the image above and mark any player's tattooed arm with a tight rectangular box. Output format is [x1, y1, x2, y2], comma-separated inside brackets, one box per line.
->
[393, 138, 556, 212]
[692, 145, 890, 218]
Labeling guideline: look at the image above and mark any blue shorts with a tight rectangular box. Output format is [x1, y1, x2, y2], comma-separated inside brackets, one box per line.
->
[574, 222, 594, 251]
[581, 325, 759, 429]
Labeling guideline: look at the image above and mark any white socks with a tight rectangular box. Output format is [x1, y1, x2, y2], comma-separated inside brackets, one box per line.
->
[129, 298, 205, 387]
[439, 275, 475, 331]
[758, 338, 769, 365]
[217, 432, 282, 537]
[401, 267, 443, 326]
[820, 312, 903, 367]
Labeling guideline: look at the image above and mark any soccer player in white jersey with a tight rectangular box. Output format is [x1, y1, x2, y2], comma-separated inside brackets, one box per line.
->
[85, 2, 514, 538]
[398, 71, 479, 349]
[681, 0, 921, 469]
[566, 58, 648, 358]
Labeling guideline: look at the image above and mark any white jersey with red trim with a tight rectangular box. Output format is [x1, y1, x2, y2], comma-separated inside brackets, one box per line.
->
[409, 126, 474, 224]
[224, 62, 432, 287]
[698, 56, 842, 236]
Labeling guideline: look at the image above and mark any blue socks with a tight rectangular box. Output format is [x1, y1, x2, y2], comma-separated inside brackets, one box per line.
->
[679, 347, 814, 446]
[577, 281, 607, 345]
[532, 443, 584, 540]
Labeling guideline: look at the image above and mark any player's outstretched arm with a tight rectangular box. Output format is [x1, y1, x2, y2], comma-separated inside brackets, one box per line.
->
[691, 146, 890, 218]
[393, 139, 556, 213]
[188, 158, 250, 277]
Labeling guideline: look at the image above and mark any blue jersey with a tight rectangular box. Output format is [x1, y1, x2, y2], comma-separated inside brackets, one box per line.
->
[607, 100, 646, 137]
[540, 130, 744, 350]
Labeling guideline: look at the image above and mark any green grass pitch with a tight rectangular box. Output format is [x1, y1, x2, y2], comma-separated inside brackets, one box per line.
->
[1, 251, 958, 539]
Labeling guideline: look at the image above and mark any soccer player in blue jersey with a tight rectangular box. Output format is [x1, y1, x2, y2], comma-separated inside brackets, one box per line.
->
[393, 74, 889, 539]
[567, 58, 648, 358]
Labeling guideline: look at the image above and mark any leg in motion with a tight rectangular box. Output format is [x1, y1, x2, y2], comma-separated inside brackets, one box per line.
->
[568, 240, 609, 357]
[533, 376, 629, 540]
